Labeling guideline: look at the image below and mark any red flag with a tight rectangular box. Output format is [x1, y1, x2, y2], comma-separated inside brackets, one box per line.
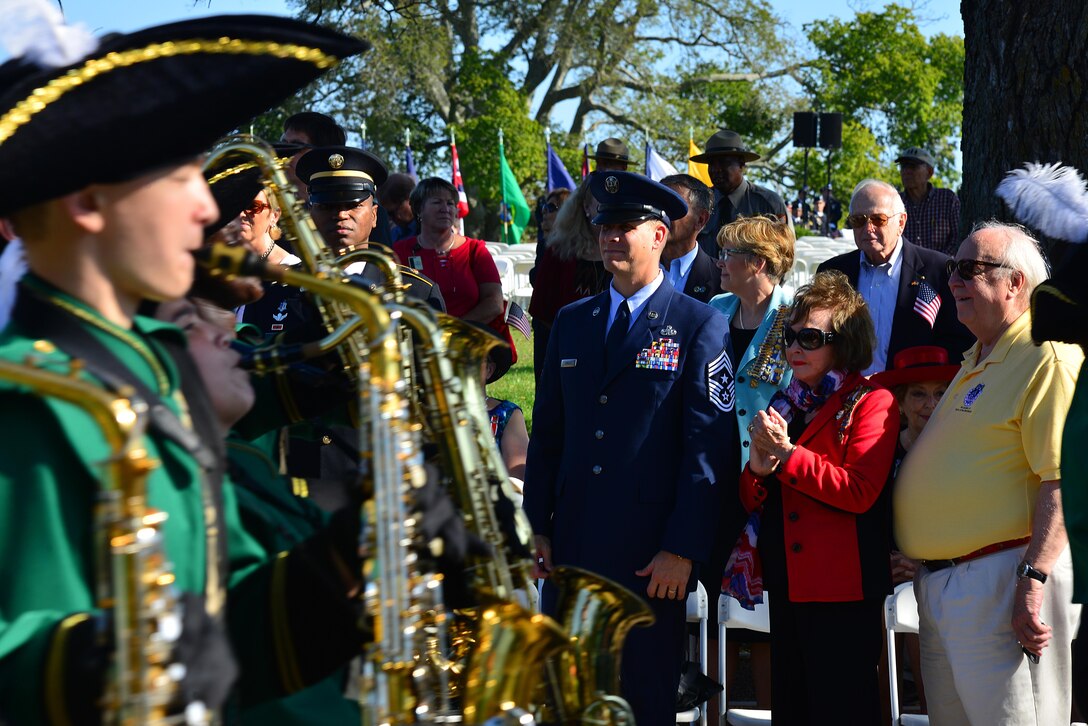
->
[581, 143, 590, 179]
[451, 136, 469, 218]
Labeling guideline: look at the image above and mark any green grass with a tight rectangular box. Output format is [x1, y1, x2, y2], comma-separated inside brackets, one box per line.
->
[487, 335, 537, 434]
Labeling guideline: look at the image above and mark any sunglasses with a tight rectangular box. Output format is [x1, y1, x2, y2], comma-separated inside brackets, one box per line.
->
[945, 258, 1011, 280]
[718, 247, 753, 261]
[844, 212, 901, 230]
[784, 327, 836, 350]
[542, 202, 561, 213]
[244, 200, 272, 216]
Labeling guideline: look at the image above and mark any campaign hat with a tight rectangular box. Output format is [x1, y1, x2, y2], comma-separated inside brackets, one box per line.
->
[590, 137, 631, 165]
[590, 171, 688, 228]
[689, 129, 761, 164]
[296, 145, 389, 205]
[0, 15, 367, 217]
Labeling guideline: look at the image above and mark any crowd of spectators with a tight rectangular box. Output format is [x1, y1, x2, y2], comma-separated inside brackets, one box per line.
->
[513, 133, 1084, 724]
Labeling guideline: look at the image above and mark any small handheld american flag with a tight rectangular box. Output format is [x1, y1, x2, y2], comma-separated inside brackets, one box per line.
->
[913, 280, 941, 329]
[505, 300, 532, 341]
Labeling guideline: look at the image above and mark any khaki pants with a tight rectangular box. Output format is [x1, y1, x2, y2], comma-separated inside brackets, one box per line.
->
[915, 546, 1081, 726]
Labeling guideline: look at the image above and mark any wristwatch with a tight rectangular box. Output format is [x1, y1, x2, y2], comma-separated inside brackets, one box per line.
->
[1016, 561, 1048, 584]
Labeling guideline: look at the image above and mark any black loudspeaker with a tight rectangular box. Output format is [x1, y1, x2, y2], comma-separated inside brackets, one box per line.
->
[819, 113, 843, 149]
[793, 112, 818, 148]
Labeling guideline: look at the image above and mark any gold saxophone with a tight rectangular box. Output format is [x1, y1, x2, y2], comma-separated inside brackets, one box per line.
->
[204, 137, 452, 724]
[196, 240, 443, 725]
[325, 226, 649, 725]
[387, 303, 570, 724]
[0, 359, 200, 725]
[544, 567, 655, 725]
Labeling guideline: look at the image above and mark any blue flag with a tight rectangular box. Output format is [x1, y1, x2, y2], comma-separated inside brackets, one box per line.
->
[405, 146, 417, 181]
[546, 143, 576, 192]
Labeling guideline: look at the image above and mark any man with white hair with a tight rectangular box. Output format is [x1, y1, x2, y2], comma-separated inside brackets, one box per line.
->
[893, 222, 1083, 725]
[818, 179, 970, 373]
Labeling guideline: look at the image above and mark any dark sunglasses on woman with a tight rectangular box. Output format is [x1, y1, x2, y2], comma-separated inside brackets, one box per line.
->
[243, 200, 272, 216]
[784, 327, 836, 350]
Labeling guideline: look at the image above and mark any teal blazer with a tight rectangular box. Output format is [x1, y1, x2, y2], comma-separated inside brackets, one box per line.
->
[708, 285, 794, 468]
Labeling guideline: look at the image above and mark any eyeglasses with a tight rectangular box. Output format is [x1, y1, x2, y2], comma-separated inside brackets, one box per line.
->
[784, 327, 836, 350]
[844, 212, 902, 229]
[542, 202, 561, 213]
[244, 200, 272, 216]
[718, 247, 753, 261]
[945, 258, 1011, 280]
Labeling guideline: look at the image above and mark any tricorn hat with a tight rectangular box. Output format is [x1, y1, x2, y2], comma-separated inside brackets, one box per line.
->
[590, 171, 688, 228]
[297, 145, 389, 205]
[689, 129, 761, 164]
[0, 15, 367, 217]
[869, 346, 960, 390]
[591, 137, 631, 165]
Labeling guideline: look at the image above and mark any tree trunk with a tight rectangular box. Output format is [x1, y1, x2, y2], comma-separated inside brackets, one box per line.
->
[961, 0, 1088, 248]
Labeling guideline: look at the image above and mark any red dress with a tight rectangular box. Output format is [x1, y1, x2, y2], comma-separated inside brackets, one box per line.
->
[392, 236, 500, 318]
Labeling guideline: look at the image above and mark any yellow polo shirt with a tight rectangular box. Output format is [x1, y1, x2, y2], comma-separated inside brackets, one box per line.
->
[893, 311, 1083, 560]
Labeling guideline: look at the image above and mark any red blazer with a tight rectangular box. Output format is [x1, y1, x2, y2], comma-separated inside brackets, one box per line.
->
[740, 372, 898, 602]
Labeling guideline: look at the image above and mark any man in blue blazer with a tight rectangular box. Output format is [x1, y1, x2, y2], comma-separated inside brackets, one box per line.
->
[817, 179, 972, 373]
[525, 171, 736, 724]
[660, 174, 724, 303]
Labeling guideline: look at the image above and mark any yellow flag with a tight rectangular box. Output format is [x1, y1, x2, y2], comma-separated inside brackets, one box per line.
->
[688, 139, 712, 186]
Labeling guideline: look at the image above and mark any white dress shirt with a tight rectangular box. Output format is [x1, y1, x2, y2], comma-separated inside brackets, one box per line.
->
[606, 271, 664, 334]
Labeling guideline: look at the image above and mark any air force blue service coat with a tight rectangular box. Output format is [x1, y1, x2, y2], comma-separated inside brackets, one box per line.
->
[524, 278, 737, 596]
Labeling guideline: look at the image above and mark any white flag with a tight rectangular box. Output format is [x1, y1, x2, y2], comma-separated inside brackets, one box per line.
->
[644, 142, 679, 181]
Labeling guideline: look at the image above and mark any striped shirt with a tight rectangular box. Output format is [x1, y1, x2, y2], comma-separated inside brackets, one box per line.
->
[900, 183, 961, 255]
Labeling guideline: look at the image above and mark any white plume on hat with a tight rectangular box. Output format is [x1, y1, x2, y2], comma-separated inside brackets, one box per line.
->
[0, 238, 27, 329]
[995, 162, 1088, 244]
[0, 0, 97, 69]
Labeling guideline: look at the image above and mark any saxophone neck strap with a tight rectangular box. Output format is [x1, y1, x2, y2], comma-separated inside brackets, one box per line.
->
[11, 285, 223, 472]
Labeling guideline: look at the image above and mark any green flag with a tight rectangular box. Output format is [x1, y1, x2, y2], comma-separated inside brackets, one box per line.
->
[498, 130, 530, 245]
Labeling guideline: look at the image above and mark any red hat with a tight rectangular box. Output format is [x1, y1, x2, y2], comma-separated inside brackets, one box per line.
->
[869, 346, 960, 389]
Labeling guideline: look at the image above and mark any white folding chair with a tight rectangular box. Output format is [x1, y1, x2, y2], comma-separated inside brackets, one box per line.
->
[677, 581, 709, 725]
[718, 592, 772, 725]
[491, 255, 516, 297]
[886, 583, 929, 726]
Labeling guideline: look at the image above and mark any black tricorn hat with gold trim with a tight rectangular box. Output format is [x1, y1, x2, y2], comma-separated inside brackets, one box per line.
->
[0, 15, 368, 217]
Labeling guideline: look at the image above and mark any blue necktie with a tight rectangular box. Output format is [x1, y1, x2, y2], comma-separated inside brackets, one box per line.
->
[606, 300, 630, 368]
